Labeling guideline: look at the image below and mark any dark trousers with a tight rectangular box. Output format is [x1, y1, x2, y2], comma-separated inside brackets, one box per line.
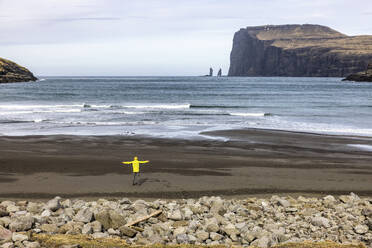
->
[132, 172, 139, 185]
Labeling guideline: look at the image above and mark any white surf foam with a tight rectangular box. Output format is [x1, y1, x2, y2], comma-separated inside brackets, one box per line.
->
[122, 104, 191, 109]
[348, 144, 372, 152]
[0, 104, 82, 110]
[229, 112, 267, 117]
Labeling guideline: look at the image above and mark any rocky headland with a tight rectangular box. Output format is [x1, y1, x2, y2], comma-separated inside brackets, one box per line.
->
[0, 193, 370, 247]
[228, 24, 372, 77]
[343, 63, 372, 82]
[0, 57, 37, 84]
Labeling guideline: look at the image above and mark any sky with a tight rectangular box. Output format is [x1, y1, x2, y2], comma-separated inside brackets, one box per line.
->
[0, 0, 371, 76]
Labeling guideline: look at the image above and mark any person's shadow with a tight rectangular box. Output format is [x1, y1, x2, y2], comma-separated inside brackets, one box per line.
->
[137, 178, 148, 186]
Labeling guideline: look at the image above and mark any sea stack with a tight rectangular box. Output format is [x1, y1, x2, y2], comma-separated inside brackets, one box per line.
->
[209, 67, 213, 77]
[343, 63, 372, 82]
[217, 68, 222, 77]
[228, 24, 372, 77]
[0, 57, 37, 83]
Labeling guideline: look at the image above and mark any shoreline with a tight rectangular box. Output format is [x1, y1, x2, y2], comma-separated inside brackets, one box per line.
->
[0, 128, 372, 200]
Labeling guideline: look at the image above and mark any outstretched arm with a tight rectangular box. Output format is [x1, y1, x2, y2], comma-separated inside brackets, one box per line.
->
[122, 161, 132, 165]
[139, 160, 149, 164]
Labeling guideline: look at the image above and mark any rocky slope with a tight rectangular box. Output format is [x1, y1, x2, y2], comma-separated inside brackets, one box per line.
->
[0, 57, 37, 83]
[0, 193, 370, 247]
[228, 24, 372, 77]
[343, 63, 372, 82]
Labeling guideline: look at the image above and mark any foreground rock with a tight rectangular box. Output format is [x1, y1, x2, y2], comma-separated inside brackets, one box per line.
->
[0, 57, 37, 84]
[0, 193, 370, 247]
[228, 24, 372, 77]
[343, 63, 372, 82]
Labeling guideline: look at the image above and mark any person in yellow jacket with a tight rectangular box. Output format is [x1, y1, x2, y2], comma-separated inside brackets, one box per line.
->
[122, 156, 149, 185]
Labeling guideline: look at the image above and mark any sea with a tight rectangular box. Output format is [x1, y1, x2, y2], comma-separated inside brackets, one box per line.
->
[0, 76, 372, 139]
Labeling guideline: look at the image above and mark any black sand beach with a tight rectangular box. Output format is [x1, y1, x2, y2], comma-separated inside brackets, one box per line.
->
[0, 128, 371, 199]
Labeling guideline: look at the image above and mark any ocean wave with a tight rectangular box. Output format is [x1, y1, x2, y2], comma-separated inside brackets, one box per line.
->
[0, 120, 33, 124]
[190, 105, 246, 109]
[112, 111, 146, 115]
[122, 104, 190, 109]
[0, 118, 51, 124]
[229, 112, 271, 117]
[0, 104, 82, 110]
[51, 121, 157, 126]
[83, 104, 111, 109]
[82, 103, 191, 110]
[0, 109, 81, 114]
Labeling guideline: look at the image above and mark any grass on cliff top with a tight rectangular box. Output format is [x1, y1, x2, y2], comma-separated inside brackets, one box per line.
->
[31, 234, 366, 248]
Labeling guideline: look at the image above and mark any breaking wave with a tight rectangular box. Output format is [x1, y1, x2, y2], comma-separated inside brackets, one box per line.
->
[229, 112, 272, 117]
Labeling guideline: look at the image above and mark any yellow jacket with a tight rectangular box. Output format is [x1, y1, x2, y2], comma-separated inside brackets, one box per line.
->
[122, 157, 149, 173]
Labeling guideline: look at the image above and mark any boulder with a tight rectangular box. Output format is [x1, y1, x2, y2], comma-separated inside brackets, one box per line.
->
[91, 232, 109, 239]
[59, 221, 83, 235]
[12, 232, 28, 242]
[90, 221, 102, 233]
[0, 206, 9, 217]
[46, 197, 61, 212]
[107, 228, 120, 235]
[94, 211, 111, 230]
[173, 227, 187, 236]
[251, 235, 271, 248]
[205, 218, 219, 233]
[210, 232, 223, 241]
[6, 206, 19, 213]
[0, 226, 12, 241]
[1, 242, 14, 248]
[176, 233, 189, 244]
[26, 203, 40, 214]
[9, 216, 34, 232]
[354, 224, 369, 234]
[277, 198, 290, 208]
[362, 207, 372, 217]
[119, 226, 137, 237]
[81, 224, 93, 235]
[168, 210, 182, 221]
[311, 216, 330, 228]
[73, 208, 93, 223]
[195, 230, 209, 241]
[108, 211, 126, 229]
[223, 223, 239, 237]
[40, 210, 51, 218]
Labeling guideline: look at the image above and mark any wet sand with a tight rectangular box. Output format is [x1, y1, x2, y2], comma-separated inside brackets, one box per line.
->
[0, 128, 372, 199]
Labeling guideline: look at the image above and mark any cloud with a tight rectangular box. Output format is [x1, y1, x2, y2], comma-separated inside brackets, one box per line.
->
[0, 0, 371, 75]
[51, 17, 121, 22]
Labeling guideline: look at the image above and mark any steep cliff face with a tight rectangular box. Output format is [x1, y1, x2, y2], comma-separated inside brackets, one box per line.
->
[228, 24, 372, 77]
[343, 63, 372, 82]
[0, 57, 37, 83]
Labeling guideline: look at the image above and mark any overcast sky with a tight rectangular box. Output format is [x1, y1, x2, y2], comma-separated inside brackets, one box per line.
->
[0, 0, 371, 76]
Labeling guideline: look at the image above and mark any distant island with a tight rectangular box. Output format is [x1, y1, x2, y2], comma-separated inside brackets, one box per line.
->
[0, 57, 37, 83]
[343, 63, 372, 82]
[228, 24, 372, 77]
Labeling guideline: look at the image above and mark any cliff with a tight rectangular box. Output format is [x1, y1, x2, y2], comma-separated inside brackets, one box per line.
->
[228, 24, 372, 77]
[0, 57, 37, 83]
[343, 63, 372, 82]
